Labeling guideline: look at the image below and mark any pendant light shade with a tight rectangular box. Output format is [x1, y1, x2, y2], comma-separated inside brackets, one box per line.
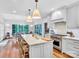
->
[32, 0, 41, 19]
[26, 16, 32, 22]
[26, 9, 32, 22]
[32, 9, 41, 19]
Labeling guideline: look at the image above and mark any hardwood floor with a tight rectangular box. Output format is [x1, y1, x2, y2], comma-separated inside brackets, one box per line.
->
[0, 39, 20, 58]
[53, 48, 73, 58]
[0, 38, 73, 58]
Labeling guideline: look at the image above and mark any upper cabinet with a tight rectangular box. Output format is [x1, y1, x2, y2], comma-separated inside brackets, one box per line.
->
[67, 5, 78, 29]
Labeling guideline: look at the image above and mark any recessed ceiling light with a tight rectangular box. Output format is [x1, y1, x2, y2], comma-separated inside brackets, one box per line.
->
[50, 8, 54, 11]
[12, 10, 16, 13]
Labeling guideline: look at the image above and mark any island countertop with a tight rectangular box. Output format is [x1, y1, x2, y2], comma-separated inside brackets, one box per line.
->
[21, 34, 53, 46]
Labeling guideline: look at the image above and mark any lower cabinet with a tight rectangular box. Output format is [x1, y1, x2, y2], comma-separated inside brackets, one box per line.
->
[29, 41, 53, 58]
[29, 45, 41, 58]
[43, 42, 53, 58]
[62, 38, 79, 58]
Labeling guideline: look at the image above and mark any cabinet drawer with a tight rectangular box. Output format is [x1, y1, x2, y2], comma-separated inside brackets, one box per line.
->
[66, 39, 79, 46]
[63, 39, 79, 57]
[73, 41, 79, 45]
[73, 47, 79, 50]
[70, 47, 79, 52]
[67, 41, 79, 51]
[68, 42, 79, 47]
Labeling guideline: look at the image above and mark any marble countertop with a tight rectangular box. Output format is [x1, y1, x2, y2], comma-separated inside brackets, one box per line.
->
[63, 36, 79, 41]
[21, 34, 53, 46]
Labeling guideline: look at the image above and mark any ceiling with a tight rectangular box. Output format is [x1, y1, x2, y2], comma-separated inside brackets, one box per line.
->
[0, 0, 79, 17]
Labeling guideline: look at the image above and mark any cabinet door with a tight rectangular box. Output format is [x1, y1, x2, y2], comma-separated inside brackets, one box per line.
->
[39, 45, 44, 58]
[62, 39, 70, 52]
[29, 45, 41, 58]
[43, 42, 53, 58]
[67, 6, 78, 28]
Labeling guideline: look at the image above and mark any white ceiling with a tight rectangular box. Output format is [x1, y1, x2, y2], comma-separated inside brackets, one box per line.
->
[0, 0, 79, 17]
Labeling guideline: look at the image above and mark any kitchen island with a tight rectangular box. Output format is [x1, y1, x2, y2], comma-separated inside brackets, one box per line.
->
[21, 34, 53, 58]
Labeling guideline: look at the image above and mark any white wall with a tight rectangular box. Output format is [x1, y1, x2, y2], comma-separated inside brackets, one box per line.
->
[77, 5, 79, 27]
[4, 20, 27, 35]
[0, 15, 5, 40]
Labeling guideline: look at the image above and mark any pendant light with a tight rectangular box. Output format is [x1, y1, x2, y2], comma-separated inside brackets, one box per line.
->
[26, 9, 32, 22]
[32, 0, 41, 19]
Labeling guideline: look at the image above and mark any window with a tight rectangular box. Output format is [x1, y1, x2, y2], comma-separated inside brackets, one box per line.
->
[12, 24, 29, 35]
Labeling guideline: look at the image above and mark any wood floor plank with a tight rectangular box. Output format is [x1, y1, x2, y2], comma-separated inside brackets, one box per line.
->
[53, 48, 72, 58]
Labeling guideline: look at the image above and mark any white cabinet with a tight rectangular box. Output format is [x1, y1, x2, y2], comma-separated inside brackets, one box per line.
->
[62, 38, 79, 58]
[29, 45, 41, 58]
[67, 4, 78, 28]
[43, 42, 53, 58]
[29, 41, 53, 58]
[22, 34, 53, 58]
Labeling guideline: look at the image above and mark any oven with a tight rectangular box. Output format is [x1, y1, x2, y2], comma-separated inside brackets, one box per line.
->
[50, 29, 62, 50]
[53, 38, 62, 50]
